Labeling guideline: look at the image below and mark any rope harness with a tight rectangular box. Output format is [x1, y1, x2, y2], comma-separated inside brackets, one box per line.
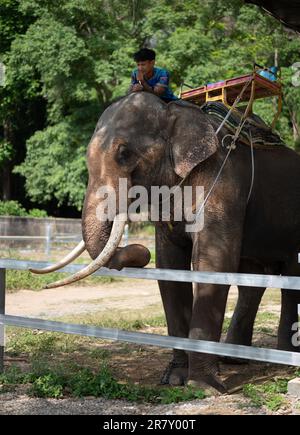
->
[164, 74, 277, 229]
[192, 77, 257, 225]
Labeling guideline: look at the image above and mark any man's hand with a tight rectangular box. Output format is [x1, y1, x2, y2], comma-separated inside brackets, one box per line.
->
[132, 83, 143, 92]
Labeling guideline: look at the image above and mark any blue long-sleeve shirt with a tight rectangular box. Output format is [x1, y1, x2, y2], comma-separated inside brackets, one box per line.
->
[131, 67, 178, 102]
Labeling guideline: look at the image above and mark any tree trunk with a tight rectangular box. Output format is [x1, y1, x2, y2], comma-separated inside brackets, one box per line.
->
[1, 120, 13, 200]
[291, 111, 300, 142]
[1, 164, 11, 200]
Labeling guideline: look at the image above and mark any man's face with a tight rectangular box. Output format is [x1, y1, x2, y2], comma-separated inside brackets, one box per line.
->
[136, 59, 155, 75]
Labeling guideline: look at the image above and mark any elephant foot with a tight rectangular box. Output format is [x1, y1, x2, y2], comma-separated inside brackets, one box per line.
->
[187, 374, 227, 396]
[106, 244, 151, 270]
[160, 359, 188, 386]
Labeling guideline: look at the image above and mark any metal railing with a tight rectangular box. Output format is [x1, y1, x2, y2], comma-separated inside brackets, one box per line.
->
[0, 259, 300, 373]
[0, 229, 155, 257]
[0, 226, 155, 256]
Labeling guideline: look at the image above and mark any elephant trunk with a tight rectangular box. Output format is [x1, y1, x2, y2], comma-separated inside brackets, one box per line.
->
[43, 213, 127, 289]
[82, 188, 113, 260]
[41, 179, 151, 289]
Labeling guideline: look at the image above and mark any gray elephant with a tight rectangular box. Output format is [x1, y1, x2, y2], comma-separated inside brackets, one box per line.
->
[32, 92, 300, 393]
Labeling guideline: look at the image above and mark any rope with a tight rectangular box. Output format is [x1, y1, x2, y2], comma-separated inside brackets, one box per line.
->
[159, 75, 256, 225]
[215, 76, 254, 136]
[191, 80, 256, 226]
[191, 143, 233, 226]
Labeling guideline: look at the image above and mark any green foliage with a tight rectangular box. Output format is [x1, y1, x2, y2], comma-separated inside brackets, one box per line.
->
[28, 208, 48, 217]
[159, 385, 206, 404]
[0, 363, 205, 402]
[1, 0, 300, 211]
[14, 116, 90, 209]
[0, 140, 14, 167]
[30, 373, 64, 398]
[243, 379, 288, 411]
[0, 200, 27, 216]
[0, 200, 47, 217]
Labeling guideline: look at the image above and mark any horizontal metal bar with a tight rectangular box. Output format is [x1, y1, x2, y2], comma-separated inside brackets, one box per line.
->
[0, 236, 47, 240]
[1, 259, 300, 290]
[1, 314, 300, 366]
[53, 235, 81, 240]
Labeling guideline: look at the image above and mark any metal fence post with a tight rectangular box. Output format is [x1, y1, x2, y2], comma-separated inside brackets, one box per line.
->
[45, 223, 52, 257]
[124, 224, 129, 246]
[0, 268, 6, 373]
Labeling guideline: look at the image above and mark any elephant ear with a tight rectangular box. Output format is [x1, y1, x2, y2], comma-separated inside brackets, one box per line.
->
[167, 102, 219, 178]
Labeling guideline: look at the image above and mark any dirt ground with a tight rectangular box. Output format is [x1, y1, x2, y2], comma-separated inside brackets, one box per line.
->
[1, 279, 300, 415]
[5, 279, 161, 318]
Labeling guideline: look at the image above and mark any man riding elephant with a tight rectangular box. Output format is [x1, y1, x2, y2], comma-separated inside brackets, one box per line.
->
[128, 48, 179, 103]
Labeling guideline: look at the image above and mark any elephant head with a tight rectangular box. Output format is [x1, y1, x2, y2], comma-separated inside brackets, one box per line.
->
[35, 93, 218, 288]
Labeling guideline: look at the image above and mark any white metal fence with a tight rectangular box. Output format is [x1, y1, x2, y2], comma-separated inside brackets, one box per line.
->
[0, 259, 300, 373]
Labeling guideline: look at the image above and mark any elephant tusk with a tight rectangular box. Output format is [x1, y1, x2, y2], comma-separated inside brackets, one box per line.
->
[43, 213, 127, 289]
[29, 240, 86, 274]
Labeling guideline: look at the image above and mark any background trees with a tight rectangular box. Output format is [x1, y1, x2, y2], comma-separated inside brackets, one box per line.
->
[1, 0, 300, 216]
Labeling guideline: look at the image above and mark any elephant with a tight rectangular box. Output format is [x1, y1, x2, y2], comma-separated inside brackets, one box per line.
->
[32, 92, 300, 394]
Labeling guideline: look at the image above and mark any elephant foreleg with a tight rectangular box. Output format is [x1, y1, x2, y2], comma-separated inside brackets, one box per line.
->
[188, 225, 243, 393]
[155, 225, 193, 386]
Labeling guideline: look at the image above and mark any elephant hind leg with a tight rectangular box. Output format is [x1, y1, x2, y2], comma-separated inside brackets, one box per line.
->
[278, 289, 300, 352]
[226, 285, 265, 347]
[278, 259, 300, 352]
[226, 259, 266, 347]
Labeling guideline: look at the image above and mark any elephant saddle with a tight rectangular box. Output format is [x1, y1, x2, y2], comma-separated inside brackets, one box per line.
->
[201, 101, 285, 149]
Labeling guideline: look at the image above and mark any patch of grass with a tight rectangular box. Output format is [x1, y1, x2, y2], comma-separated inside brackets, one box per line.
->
[6, 328, 86, 359]
[243, 378, 288, 411]
[6, 309, 166, 362]
[149, 249, 156, 263]
[255, 326, 274, 334]
[0, 365, 29, 393]
[58, 310, 166, 331]
[6, 269, 119, 291]
[254, 312, 279, 334]
[88, 348, 111, 359]
[30, 373, 64, 398]
[243, 384, 263, 407]
[159, 386, 206, 404]
[0, 363, 205, 403]
[255, 312, 279, 322]
[91, 313, 166, 331]
[222, 317, 231, 333]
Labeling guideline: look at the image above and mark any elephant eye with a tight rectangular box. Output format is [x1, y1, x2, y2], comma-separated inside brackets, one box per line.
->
[117, 145, 133, 164]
